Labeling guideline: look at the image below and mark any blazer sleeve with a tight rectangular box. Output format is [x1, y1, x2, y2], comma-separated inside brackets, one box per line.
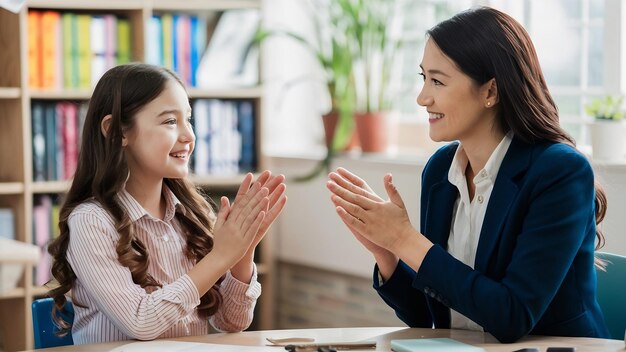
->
[373, 144, 456, 328]
[412, 145, 596, 342]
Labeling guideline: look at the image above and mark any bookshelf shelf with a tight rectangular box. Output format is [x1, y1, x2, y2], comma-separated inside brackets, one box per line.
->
[31, 286, 49, 297]
[152, 0, 261, 11]
[29, 89, 92, 100]
[188, 87, 263, 99]
[26, 0, 144, 10]
[0, 288, 26, 300]
[31, 181, 71, 194]
[0, 182, 24, 194]
[0, 2, 272, 350]
[0, 87, 21, 99]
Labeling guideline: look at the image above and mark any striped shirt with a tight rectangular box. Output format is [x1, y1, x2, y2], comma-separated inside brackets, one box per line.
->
[66, 186, 261, 344]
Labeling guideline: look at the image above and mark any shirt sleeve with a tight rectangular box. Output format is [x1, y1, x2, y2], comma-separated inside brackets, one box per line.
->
[209, 264, 262, 332]
[67, 210, 201, 340]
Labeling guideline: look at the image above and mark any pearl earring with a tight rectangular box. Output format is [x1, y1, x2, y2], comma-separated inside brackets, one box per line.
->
[486, 102, 491, 107]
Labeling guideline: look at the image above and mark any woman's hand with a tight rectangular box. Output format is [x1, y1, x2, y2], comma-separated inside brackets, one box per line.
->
[327, 168, 401, 278]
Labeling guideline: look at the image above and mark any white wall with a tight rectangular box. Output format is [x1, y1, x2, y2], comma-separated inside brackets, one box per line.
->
[269, 155, 626, 278]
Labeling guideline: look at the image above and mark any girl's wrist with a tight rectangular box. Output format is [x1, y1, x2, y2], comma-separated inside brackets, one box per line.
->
[230, 252, 254, 284]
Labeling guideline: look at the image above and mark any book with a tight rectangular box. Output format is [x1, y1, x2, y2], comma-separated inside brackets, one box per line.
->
[27, 10, 42, 88]
[40, 11, 61, 89]
[390, 338, 486, 352]
[0, 208, 14, 240]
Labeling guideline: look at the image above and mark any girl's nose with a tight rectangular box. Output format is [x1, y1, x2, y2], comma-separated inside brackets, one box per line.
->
[180, 122, 195, 143]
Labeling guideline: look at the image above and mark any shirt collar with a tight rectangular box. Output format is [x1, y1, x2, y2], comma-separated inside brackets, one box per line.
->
[448, 132, 513, 187]
[117, 185, 185, 222]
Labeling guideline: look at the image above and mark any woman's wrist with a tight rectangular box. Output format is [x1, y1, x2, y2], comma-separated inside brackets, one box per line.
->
[374, 251, 399, 282]
[188, 251, 231, 296]
[394, 230, 433, 273]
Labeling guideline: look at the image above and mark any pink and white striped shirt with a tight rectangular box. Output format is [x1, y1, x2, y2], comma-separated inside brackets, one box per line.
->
[66, 186, 261, 344]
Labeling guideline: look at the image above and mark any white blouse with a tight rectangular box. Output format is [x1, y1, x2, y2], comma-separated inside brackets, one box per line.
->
[446, 133, 513, 331]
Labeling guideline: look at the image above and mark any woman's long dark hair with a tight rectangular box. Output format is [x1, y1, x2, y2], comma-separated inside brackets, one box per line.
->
[426, 7, 606, 251]
[47, 63, 221, 334]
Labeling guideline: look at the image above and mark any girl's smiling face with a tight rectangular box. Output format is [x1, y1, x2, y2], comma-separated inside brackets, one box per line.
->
[417, 38, 499, 146]
[123, 79, 195, 185]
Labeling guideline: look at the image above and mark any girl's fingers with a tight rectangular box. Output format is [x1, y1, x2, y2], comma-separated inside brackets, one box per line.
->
[233, 173, 255, 204]
[229, 181, 262, 222]
[268, 183, 286, 208]
[253, 170, 272, 190]
[215, 197, 230, 229]
[234, 186, 269, 224]
[263, 174, 285, 194]
[241, 197, 270, 233]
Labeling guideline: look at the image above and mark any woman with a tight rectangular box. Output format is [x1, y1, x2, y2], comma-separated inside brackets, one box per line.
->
[327, 7, 609, 342]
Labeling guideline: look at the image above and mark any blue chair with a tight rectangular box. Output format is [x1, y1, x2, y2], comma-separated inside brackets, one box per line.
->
[32, 297, 74, 349]
[596, 252, 626, 340]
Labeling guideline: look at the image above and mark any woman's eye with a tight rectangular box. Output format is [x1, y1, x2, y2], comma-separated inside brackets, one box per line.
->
[418, 72, 426, 81]
[165, 119, 177, 125]
[432, 79, 443, 86]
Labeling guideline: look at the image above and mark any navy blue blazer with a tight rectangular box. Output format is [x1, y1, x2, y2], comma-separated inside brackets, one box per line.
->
[374, 137, 609, 342]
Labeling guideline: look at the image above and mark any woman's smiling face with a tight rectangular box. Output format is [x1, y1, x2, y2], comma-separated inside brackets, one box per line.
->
[417, 38, 498, 145]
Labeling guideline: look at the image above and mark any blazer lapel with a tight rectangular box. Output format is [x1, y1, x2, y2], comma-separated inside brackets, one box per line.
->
[424, 180, 458, 248]
[474, 137, 531, 272]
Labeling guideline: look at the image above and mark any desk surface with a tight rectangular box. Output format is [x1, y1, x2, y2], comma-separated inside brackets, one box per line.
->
[27, 327, 625, 352]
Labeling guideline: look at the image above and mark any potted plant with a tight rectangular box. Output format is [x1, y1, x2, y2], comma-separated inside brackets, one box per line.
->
[585, 95, 626, 161]
[345, 0, 402, 152]
[254, 0, 367, 180]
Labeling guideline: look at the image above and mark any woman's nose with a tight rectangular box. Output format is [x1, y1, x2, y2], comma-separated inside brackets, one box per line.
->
[416, 86, 432, 107]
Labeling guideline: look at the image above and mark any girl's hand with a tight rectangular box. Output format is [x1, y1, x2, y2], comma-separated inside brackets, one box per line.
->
[211, 173, 269, 268]
[242, 170, 287, 250]
[327, 168, 414, 253]
[229, 171, 287, 282]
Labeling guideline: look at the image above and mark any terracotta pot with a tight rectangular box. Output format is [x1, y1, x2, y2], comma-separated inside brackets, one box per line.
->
[354, 111, 387, 153]
[322, 111, 359, 151]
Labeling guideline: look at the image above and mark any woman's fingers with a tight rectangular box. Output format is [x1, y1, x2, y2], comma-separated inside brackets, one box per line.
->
[331, 194, 367, 222]
[328, 172, 382, 202]
[384, 173, 406, 208]
[336, 167, 369, 189]
[327, 179, 377, 210]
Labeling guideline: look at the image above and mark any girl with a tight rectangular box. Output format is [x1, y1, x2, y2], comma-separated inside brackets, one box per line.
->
[327, 7, 610, 343]
[48, 63, 287, 344]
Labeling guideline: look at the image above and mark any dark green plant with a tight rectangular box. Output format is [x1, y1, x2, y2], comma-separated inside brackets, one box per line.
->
[585, 95, 625, 121]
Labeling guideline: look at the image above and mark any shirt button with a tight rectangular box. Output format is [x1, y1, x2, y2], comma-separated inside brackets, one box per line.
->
[477, 195, 484, 204]
[162, 235, 169, 242]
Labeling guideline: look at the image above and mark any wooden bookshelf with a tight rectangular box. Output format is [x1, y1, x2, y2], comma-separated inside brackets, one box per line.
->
[0, 0, 272, 350]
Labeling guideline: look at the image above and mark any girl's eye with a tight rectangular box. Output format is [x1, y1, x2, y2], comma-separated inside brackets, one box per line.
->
[187, 116, 193, 125]
[165, 118, 177, 125]
[418, 72, 425, 81]
[432, 79, 443, 86]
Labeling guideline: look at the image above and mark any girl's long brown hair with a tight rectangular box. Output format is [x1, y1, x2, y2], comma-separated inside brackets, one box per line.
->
[427, 7, 606, 252]
[47, 63, 221, 334]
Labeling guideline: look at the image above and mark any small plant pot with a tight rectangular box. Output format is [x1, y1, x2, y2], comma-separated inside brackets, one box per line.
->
[589, 119, 626, 161]
[322, 111, 359, 151]
[354, 111, 388, 153]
